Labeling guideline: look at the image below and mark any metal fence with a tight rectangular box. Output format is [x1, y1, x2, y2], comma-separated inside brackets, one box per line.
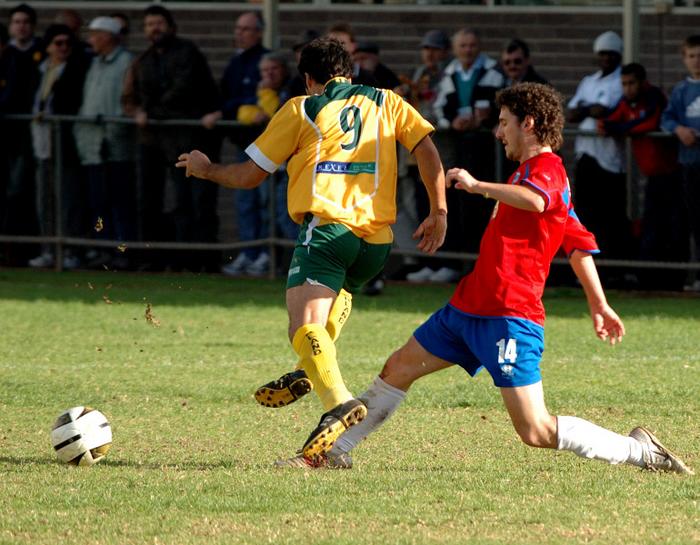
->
[1, 112, 698, 278]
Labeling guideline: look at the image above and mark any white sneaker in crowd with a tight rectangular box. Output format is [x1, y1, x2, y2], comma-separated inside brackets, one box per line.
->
[429, 267, 461, 283]
[28, 252, 54, 268]
[406, 266, 436, 282]
[62, 255, 81, 270]
[222, 253, 252, 276]
[684, 279, 700, 292]
[246, 252, 270, 276]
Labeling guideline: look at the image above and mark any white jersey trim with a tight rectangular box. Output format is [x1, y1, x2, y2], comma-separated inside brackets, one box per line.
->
[245, 143, 278, 174]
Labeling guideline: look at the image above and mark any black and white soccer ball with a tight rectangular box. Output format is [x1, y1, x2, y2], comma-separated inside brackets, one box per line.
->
[50, 406, 112, 466]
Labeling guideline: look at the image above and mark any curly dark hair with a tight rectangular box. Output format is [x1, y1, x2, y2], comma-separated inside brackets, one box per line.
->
[297, 37, 353, 86]
[495, 82, 564, 151]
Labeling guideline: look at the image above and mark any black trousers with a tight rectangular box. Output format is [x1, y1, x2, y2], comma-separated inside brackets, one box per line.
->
[681, 163, 700, 259]
[573, 153, 632, 260]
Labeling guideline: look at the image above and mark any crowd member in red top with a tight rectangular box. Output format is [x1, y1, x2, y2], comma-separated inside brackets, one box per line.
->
[276, 82, 693, 474]
[600, 63, 688, 289]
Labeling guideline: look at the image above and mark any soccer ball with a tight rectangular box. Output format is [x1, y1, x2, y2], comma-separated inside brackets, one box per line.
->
[50, 406, 112, 466]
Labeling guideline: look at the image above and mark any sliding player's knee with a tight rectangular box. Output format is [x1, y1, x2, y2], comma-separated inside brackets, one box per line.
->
[513, 418, 557, 449]
[379, 347, 419, 390]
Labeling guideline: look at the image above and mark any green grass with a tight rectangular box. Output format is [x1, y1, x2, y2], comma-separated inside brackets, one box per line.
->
[0, 269, 698, 545]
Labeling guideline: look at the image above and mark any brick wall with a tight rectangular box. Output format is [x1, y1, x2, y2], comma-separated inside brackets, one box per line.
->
[33, 5, 700, 97]
[26, 4, 700, 242]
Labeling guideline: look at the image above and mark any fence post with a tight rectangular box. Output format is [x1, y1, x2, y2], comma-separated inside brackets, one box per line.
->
[494, 133, 504, 182]
[267, 171, 277, 280]
[625, 136, 635, 221]
[53, 119, 64, 272]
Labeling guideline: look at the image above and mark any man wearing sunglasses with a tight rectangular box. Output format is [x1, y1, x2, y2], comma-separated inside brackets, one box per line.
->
[500, 39, 548, 87]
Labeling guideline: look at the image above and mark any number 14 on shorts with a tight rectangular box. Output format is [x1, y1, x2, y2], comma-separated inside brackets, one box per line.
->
[496, 338, 518, 363]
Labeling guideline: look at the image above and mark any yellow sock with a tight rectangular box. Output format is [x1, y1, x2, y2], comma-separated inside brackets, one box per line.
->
[326, 288, 352, 342]
[294, 289, 353, 371]
[292, 324, 353, 411]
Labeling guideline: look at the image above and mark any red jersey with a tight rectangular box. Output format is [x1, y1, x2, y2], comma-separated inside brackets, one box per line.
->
[601, 82, 678, 177]
[449, 152, 598, 326]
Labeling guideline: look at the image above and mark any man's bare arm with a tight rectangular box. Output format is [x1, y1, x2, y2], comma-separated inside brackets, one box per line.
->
[569, 250, 625, 345]
[412, 136, 447, 254]
[413, 136, 447, 215]
[175, 150, 268, 189]
[446, 167, 546, 213]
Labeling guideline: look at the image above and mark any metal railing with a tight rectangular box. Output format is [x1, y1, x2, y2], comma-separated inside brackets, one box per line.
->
[1, 112, 698, 277]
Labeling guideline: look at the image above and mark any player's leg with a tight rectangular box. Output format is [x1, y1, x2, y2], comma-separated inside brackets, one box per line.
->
[286, 282, 353, 411]
[327, 305, 469, 462]
[297, 237, 392, 458]
[500, 382, 693, 474]
[277, 335, 452, 468]
[325, 288, 352, 343]
[330, 335, 452, 455]
[499, 382, 557, 448]
[254, 287, 353, 408]
[255, 218, 359, 408]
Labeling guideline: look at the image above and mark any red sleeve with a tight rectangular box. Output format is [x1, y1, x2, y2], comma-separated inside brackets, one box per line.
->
[605, 102, 626, 123]
[561, 209, 600, 257]
[518, 157, 563, 212]
[627, 106, 662, 135]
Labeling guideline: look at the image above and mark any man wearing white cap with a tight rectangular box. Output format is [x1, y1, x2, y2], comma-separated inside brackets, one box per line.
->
[566, 31, 631, 281]
[73, 16, 136, 269]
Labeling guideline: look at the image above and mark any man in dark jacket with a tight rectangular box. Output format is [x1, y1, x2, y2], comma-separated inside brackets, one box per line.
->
[600, 63, 688, 289]
[500, 39, 548, 87]
[28, 24, 89, 268]
[354, 41, 400, 90]
[1, 4, 42, 262]
[125, 4, 221, 271]
[215, 11, 271, 277]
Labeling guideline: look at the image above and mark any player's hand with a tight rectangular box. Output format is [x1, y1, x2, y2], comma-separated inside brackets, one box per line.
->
[413, 212, 446, 254]
[590, 303, 625, 345]
[134, 110, 148, 128]
[588, 104, 608, 119]
[675, 126, 698, 147]
[451, 115, 477, 132]
[253, 111, 270, 124]
[175, 150, 211, 179]
[201, 111, 221, 130]
[446, 167, 479, 193]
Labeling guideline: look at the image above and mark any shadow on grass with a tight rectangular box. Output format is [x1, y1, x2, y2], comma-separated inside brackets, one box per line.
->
[0, 268, 698, 318]
[0, 455, 57, 467]
[0, 455, 273, 471]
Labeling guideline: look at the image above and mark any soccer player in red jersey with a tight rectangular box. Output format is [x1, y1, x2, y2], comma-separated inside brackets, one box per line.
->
[277, 82, 693, 473]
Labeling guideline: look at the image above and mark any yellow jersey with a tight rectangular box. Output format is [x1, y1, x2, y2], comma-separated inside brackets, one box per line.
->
[245, 77, 434, 242]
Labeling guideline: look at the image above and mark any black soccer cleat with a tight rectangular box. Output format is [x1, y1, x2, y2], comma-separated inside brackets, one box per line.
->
[302, 398, 367, 459]
[254, 370, 313, 408]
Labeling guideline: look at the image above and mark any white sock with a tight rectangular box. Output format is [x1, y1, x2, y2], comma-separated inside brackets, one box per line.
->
[331, 376, 406, 455]
[557, 415, 645, 467]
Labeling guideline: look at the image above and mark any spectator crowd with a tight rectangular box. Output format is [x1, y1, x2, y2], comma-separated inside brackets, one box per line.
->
[0, 4, 698, 291]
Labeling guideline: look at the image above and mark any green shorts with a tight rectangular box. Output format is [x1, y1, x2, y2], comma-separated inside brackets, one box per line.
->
[286, 214, 392, 294]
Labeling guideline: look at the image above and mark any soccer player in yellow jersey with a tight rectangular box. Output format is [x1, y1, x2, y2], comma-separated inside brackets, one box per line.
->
[176, 37, 447, 462]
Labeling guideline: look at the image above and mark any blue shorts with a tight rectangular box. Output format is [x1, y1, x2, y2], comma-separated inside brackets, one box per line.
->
[413, 304, 545, 388]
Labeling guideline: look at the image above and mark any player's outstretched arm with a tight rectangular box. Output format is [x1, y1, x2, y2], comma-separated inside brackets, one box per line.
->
[446, 168, 545, 213]
[175, 150, 268, 189]
[569, 250, 625, 345]
[412, 136, 447, 254]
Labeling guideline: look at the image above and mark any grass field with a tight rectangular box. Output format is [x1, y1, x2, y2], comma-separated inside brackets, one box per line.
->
[0, 269, 698, 545]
